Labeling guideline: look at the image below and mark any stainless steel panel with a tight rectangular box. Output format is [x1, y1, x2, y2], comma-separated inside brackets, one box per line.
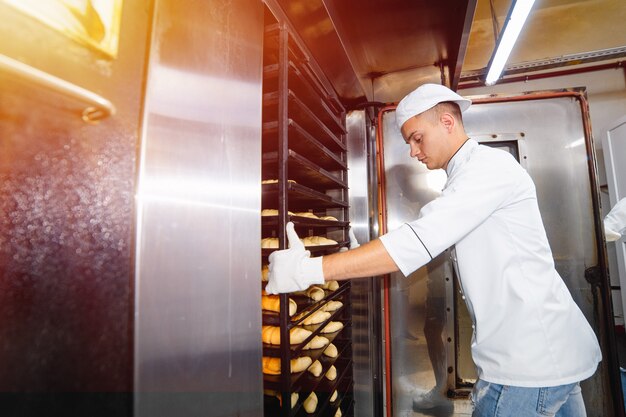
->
[0, 1, 150, 415]
[134, 1, 264, 416]
[381, 111, 468, 416]
[347, 110, 378, 417]
[463, 94, 611, 415]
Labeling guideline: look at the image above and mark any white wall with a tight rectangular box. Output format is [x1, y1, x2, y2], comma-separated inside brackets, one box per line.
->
[460, 67, 626, 325]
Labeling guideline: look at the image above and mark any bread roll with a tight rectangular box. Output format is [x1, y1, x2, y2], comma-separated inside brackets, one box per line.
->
[295, 286, 324, 301]
[261, 264, 269, 281]
[262, 356, 312, 375]
[330, 390, 338, 402]
[322, 300, 343, 312]
[261, 209, 278, 216]
[320, 321, 344, 334]
[320, 215, 338, 221]
[262, 326, 312, 345]
[321, 280, 340, 291]
[307, 360, 322, 377]
[264, 390, 298, 408]
[303, 392, 318, 414]
[334, 407, 342, 417]
[325, 365, 337, 380]
[261, 294, 297, 316]
[323, 343, 338, 358]
[296, 309, 331, 325]
[303, 335, 330, 350]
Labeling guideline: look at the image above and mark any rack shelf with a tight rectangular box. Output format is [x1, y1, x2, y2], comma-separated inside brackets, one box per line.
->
[262, 182, 348, 211]
[263, 149, 347, 190]
[263, 120, 346, 170]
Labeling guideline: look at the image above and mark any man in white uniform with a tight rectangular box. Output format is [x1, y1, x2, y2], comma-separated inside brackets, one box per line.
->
[266, 83, 602, 417]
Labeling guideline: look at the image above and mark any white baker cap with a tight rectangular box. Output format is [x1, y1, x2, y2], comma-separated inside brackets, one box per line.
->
[396, 83, 471, 129]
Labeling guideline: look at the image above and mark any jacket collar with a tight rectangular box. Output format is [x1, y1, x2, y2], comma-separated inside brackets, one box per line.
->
[445, 138, 477, 177]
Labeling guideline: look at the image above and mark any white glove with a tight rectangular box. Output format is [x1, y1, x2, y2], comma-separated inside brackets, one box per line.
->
[348, 227, 360, 249]
[339, 227, 360, 252]
[605, 198, 626, 242]
[266, 222, 325, 294]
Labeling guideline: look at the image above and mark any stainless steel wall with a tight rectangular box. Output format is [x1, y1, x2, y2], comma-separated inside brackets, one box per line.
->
[381, 93, 612, 416]
[133, 1, 264, 416]
[0, 1, 151, 415]
[347, 110, 381, 417]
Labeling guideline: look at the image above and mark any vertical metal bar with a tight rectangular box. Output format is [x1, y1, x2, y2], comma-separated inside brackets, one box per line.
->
[277, 22, 291, 417]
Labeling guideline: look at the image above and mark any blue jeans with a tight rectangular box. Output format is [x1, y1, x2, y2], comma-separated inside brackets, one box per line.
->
[470, 379, 586, 417]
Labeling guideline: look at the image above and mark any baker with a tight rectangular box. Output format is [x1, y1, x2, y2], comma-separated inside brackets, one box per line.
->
[266, 83, 601, 417]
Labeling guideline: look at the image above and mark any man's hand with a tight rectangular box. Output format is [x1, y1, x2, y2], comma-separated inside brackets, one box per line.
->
[266, 222, 325, 294]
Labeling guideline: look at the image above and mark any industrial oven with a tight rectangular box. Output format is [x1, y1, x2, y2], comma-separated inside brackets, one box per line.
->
[0, 1, 621, 417]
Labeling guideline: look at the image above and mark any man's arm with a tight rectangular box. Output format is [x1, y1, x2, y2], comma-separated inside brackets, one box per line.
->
[323, 239, 399, 281]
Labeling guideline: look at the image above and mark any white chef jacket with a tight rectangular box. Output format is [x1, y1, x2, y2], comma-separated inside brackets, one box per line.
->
[379, 139, 601, 387]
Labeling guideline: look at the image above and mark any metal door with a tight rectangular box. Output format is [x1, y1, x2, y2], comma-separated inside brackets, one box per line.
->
[379, 88, 620, 417]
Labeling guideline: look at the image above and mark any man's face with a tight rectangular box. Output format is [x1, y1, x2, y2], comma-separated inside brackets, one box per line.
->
[400, 110, 449, 170]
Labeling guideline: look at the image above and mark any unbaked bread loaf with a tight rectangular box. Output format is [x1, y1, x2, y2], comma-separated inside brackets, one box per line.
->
[262, 356, 312, 375]
[307, 360, 322, 377]
[262, 294, 297, 316]
[262, 326, 312, 345]
[322, 300, 343, 312]
[303, 392, 318, 413]
[303, 335, 330, 350]
[264, 389, 298, 408]
[296, 309, 331, 325]
[330, 390, 338, 402]
[325, 365, 337, 380]
[323, 343, 338, 358]
[320, 321, 344, 334]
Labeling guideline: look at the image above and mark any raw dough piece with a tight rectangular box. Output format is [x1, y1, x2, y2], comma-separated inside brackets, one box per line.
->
[296, 309, 331, 325]
[320, 321, 344, 334]
[334, 407, 342, 417]
[322, 300, 343, 312]
[295, 286, 324, 301]
[320, 280, 340, 291]
[302, 236, 337, 246]
[261, 294, 297, 316]
[261, 209, 294, 216]
[330, 390, 338, 402]
[325, 365, 337, 381]
[294, 212, 319, 219]
[320, 215, 338, 221]
[262, 179, 297, 184]
[303, 392, 318, 413]
[262, 356, 312, 375]
[323, 343, 338, 358]
[303, 335, 330, 350]
[307, 360, 322, 377]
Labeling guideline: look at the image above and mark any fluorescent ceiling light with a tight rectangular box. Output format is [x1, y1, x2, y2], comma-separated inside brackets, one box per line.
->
[485, 0, 536, 86]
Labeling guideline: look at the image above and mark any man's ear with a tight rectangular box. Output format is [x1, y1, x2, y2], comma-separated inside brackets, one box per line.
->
[440, 112, 455, 132]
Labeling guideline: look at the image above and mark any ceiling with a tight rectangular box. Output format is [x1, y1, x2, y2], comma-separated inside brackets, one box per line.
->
[270, 0, 626, 106]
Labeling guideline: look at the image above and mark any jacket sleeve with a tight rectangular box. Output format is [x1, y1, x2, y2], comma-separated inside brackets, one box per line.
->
[379, 155, 525, 276]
